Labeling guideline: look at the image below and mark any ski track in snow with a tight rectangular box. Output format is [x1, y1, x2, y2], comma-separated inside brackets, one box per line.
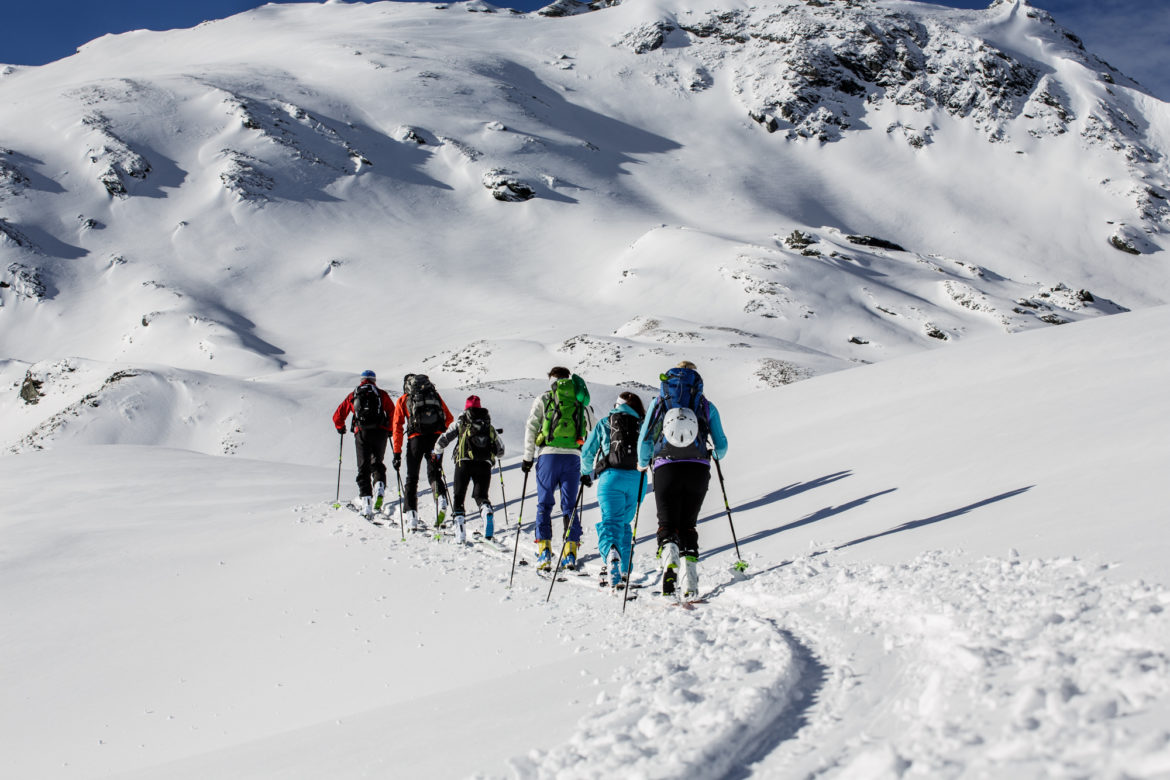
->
[305, 501, 1170, 779]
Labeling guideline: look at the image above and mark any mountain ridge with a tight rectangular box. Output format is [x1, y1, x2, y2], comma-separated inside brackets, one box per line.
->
[1, 0, 1168, 458]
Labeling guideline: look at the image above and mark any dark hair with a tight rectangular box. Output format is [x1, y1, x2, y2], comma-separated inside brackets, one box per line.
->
[548, 366, 571, 380]
[618, 391, 646, 419]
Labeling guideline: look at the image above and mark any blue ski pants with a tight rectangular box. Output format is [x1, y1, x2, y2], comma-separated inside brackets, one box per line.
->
[595, 467, 643, 576]
[535, 453, 582, 543]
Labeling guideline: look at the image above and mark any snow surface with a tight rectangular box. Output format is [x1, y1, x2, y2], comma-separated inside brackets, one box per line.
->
[2, 0, 1170, 777]
[4, 304, 1170, 779]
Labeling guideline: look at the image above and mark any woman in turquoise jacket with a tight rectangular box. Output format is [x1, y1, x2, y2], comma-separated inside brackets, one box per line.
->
[580, 391, 646, 588]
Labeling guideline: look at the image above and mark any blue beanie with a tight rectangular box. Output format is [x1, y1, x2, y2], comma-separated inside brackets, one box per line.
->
[360, 370, 376, 380]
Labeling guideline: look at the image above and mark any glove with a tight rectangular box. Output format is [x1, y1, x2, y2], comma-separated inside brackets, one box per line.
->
[580, 474, 592, 488]
[521, 459, 533, 474]
[336, 427, 345, 435]
[392, 453, 402, 470]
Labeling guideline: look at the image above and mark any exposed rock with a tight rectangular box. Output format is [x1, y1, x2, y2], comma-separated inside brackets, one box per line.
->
[662, 2, 1083, 144]
[220, 91, 368, 175]
[0, 149, 30, 198]
[482, 168, 536, 201]
[847, 234, 906, 252]
[394, 125, 428, 145]
[749, 110, 780, 133]
[619, 21, 675, 54]
[218, 150, 274, 202]
[538, 0, 620, 18]
[0, 217, 35, 251]
[783, 230, 815, 250]
[1108, 228, 1145, 255]
[887, 121, 933, 148]
[19, 372, 43, 404]
[81, 113, 151, 197]
[924, 325, 948, 341]
[437, 135, 483, 162]
[755, 358, 812, 387]
[678, 10, 750, 44]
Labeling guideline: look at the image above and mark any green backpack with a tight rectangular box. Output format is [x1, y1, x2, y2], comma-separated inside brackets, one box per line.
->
[537, 375, 590, 449]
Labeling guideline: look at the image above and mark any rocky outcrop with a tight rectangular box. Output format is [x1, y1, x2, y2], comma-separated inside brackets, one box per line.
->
[618, 2, 1087, 145]
[5, 261, 48, 300]
[482, 168, 536, 201]
[81, 113, 152, 198]
[218, 150, 274, 203]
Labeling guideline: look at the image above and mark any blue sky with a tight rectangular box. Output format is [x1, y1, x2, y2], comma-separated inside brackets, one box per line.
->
[2, 0, 1167, 100]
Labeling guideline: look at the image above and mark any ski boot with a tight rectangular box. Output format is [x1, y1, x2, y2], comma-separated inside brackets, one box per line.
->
[406, 509, 425, 532]
[482, 505, 495, 540]
[607, 546, 623, 589]
[535, 540, 552, 571]
[562, 541, 579, 571]
[373, 482, 385, 512]
[454, 514, 466, 545]
[360, 495, 374, 519]
[658, 542, 680, 597]
[434, 495, 448, 528]
[681, 554, 699, 599]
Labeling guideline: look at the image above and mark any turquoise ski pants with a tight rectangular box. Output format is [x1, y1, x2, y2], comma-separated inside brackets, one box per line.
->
[595, 467, 642, 576]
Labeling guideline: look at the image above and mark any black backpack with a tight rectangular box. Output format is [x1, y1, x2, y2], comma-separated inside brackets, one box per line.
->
[456, 408, 497, 462]
[405, 374, 445, 435]
[352, 383, 386, 429]
[604, 411, 641, 471]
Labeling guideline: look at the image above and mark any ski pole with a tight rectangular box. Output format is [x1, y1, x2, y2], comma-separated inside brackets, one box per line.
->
[622, 470, 647, 614]
[714, 458, 747, 573]
[495, 431, 511, 527]
[333, 431, 345, 507]
[508, 470, 531, 588]
[395, 465, 406, 541]
[546, 487, 585, 603]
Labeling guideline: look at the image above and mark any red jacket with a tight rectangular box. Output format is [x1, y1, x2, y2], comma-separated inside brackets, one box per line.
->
[391, 391, 454, 454]
[333, 380, 395, 434]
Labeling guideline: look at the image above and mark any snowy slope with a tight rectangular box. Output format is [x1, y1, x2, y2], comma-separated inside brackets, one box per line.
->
[2, 0, 1170, 777]
[3, 304, 1169, 779]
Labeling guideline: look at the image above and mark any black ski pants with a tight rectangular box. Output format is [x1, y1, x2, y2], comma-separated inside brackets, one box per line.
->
[451, 460, 493, 517]
[404, 433, 444, 511]
[354, 427, 389, 498]
[652, 461, 711, 558]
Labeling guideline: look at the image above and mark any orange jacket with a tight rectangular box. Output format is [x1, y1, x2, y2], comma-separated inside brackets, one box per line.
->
[391, 392, 454, 453]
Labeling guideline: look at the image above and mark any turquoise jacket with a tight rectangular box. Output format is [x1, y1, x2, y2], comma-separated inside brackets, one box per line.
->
[637, 396, 728, 469]
[580, 403, 641, 476]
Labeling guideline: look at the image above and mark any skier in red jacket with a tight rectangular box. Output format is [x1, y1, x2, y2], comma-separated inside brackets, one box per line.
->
[333, 370, 395, 518]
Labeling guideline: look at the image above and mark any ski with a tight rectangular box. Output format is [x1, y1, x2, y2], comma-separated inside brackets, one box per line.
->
[646, 592, 707, 609]
[334, 499, 386, 525]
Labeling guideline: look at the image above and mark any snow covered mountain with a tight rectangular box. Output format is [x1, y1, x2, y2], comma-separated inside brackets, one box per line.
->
[2, 0, 1168, 460]
[2, 1, 1170, 778]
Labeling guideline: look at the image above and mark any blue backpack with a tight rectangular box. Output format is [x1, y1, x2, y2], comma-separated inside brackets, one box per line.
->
[649, 367, 710, 461]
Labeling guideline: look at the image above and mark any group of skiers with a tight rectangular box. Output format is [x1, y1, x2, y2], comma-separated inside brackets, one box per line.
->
[332, 362, 727, 598]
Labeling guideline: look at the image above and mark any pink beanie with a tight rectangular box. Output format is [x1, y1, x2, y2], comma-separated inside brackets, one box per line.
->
[465, 395, 482, 409]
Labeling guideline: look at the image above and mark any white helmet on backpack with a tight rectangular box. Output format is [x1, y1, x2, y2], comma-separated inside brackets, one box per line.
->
[662, 407, 700, 447]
